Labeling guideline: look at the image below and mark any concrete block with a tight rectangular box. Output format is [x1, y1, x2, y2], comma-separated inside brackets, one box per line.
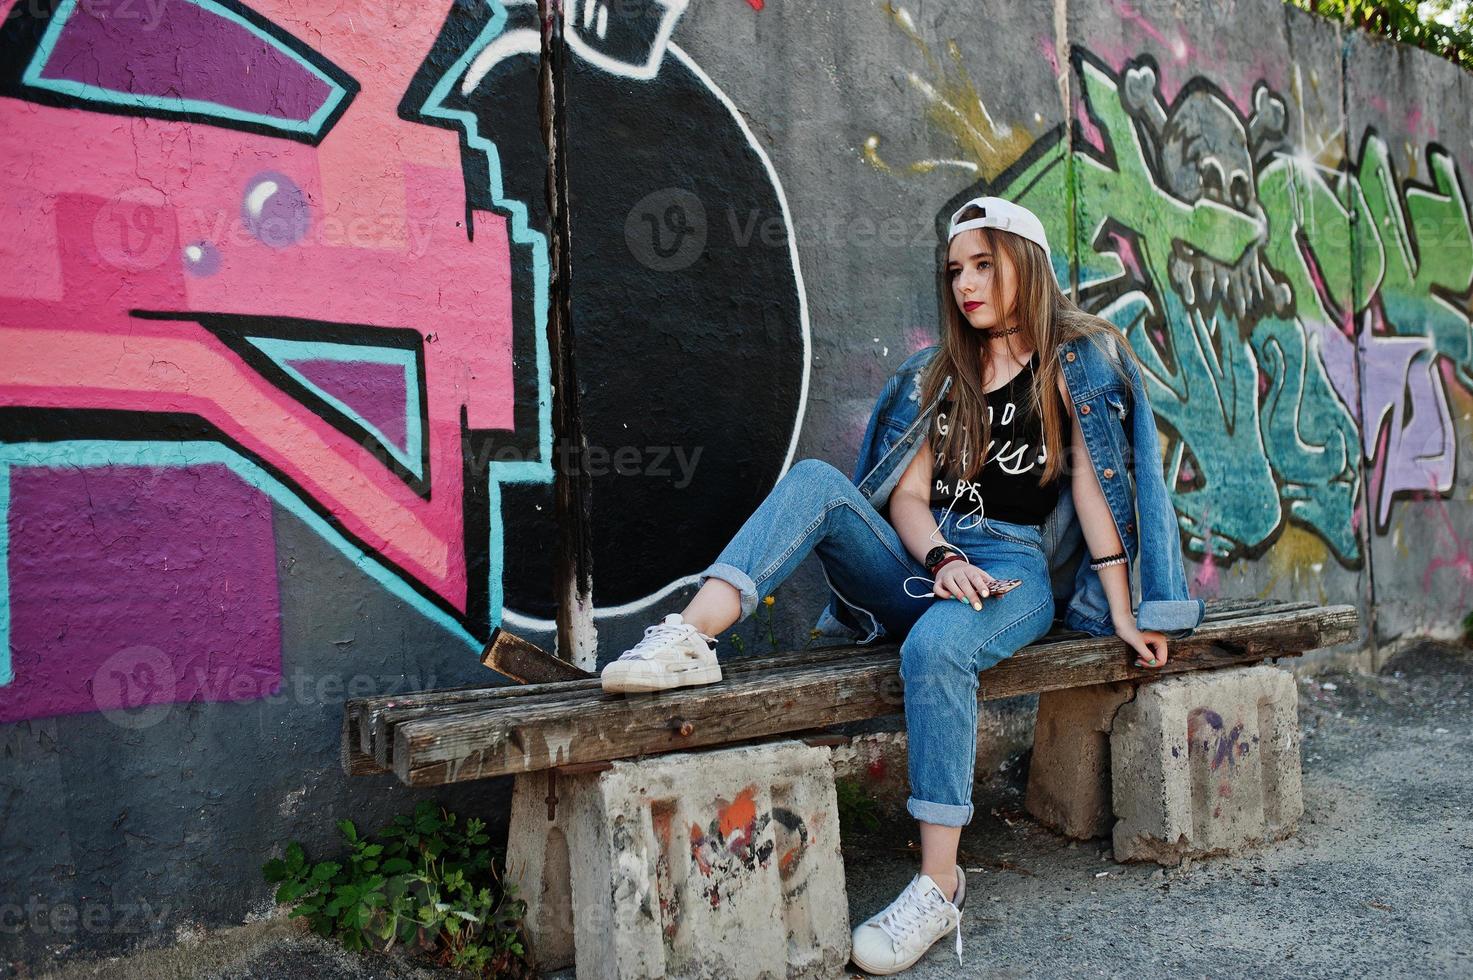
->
[827, 703, 1038, 819]
[828, 730, 909, 818]
[1110, 665, 1303, 864]
[1024, 680, 1136, 839]
[506, 740, 850, 979]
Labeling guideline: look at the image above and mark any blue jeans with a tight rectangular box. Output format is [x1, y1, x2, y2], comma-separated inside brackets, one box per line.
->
[698, 457, 1055, 827]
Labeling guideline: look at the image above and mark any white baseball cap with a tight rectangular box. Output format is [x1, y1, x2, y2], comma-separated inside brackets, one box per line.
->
[946, 196, 1051, 261]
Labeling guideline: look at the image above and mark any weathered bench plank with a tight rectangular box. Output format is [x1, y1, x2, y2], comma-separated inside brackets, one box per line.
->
[344, 601, 1304, 773]
[340, 600, 1339, 777]
[351, 639, 924, 770]
[340, 632, 925, 776]
[348, 600, 1356, 787]
[345, 597, 1314, 762]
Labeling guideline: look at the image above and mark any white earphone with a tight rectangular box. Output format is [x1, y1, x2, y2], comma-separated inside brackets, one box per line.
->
[902, 485, 987, 599]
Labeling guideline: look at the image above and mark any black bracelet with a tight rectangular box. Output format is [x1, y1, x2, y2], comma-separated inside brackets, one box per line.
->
[924, 544, 963, 572]
[931, 554, 966, 576]
[1089, 550, 1128, 570]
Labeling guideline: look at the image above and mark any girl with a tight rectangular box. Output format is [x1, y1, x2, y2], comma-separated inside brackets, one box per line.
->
[599, 196, 1183, 975]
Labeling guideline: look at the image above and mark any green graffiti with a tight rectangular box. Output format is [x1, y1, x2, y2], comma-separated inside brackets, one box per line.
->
[1357, 139, 1473, 372]
[982, 51, 1471, 563]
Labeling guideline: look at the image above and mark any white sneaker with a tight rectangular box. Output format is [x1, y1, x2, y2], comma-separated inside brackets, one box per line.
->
[850, 866, 965, 975]
[600, 613, 722, 694]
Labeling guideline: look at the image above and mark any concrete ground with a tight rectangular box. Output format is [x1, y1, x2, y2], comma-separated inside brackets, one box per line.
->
[36, 640, 1473, 980]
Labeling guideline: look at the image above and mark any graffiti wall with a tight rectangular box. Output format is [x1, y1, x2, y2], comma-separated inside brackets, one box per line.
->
[0, 0, 556, 965]
[2, 0, 1469, 968]
[0, 0, 808, 726]
[0, 0, 805, 966]
[0, 0, 554, 725]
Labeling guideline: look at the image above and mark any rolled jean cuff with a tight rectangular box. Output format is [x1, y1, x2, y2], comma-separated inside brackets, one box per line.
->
[906, 795, 973, 827]
[1136, 597, 1206, 638]
[699, 562, 759, 619]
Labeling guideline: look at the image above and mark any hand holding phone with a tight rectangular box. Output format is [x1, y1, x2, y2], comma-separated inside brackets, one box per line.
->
[981, 576, 1023, 596]
[932, 560, 1023, 603]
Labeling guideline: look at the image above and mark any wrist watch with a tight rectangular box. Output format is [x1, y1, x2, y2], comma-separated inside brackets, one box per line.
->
[924, 545, 961, 573]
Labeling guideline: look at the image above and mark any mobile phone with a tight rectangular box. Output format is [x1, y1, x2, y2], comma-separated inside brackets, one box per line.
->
[983, 577, 1022, 596]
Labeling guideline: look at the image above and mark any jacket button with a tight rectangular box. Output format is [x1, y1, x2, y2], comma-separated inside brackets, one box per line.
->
[1065, 351, 1077, 362]
[1079, 404, 1090, 415]
[1126, 522, 1134, 533]
[1102, 468, 1115, 479]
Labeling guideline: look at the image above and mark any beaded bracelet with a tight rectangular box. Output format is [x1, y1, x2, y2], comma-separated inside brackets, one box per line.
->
[1089, 550, 1128, 570]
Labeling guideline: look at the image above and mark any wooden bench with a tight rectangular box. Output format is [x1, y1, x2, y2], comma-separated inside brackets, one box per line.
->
[342, 597, 1358, 977]
[343, 598, 1355, 785]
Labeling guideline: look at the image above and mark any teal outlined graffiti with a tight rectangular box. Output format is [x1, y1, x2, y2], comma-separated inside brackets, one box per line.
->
[978, 50, 1471, 566]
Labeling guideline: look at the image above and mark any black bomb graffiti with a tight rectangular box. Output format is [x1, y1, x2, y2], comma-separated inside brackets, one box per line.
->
[435, 0, 809, 626]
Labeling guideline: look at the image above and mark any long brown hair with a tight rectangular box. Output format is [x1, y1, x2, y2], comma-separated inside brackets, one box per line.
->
[920, 203, 1143, 487]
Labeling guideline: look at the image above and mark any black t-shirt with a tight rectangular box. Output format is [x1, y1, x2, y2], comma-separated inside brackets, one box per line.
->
[928, 351, 1069, 525]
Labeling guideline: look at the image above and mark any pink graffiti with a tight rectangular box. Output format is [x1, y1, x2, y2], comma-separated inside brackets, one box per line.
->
[1039, 36, 1061, 77]
[0, 2, 513, 609]
[1092, 9, 1257, 117]
[1192, 500, 1220, 596]
[1358, 319, 1456, 529]
[1420, 469, 1473, 605]
[1075, 96, 1107, 155]
[1302, 289, 1458, 536]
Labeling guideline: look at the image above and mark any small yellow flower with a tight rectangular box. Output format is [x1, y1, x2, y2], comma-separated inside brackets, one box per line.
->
[763, 595, 775, 606]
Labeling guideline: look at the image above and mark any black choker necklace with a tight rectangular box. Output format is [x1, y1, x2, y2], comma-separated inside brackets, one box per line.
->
[979, 325, 1022, 339]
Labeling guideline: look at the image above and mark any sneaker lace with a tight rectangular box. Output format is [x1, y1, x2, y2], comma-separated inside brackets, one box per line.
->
[876, 880, 963, 966]
[617, 621, 702, 661]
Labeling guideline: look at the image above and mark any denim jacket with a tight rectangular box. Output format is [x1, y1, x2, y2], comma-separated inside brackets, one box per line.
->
[812, 334, 1206, 644]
